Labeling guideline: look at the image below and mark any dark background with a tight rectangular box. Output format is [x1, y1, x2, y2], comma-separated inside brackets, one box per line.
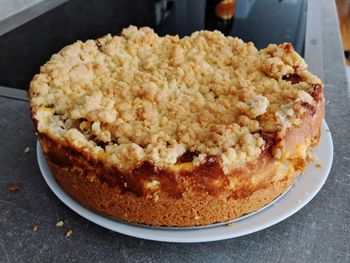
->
[0, 0, 306, 91]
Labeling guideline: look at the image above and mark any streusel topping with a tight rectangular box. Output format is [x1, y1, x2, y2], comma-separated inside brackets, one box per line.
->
[30, 26, 322, 173]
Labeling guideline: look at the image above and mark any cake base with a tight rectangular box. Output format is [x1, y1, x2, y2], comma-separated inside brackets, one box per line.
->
[46, 157, 298, 227]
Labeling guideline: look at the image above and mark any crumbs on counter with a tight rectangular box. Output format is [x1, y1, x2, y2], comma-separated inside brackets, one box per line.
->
[32, 226, 38, 232]
[24, 146, 34, 154]
[56, 220, 64, 227]
[7, 183, 20, 192]
[315, 163, 323, 168]
[66, 229, 73, 238]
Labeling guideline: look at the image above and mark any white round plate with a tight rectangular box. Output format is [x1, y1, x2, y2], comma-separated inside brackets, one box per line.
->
[37, 121, 333, 243]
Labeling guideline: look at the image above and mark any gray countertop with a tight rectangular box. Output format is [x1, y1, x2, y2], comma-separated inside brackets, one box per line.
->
[1, 0, 349, 262]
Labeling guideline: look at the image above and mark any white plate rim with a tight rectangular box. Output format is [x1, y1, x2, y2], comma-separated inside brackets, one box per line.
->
[37, 120, 333, 243]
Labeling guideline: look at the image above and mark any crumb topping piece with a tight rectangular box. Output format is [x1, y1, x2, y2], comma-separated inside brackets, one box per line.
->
[30, 26, 323, 173]
[315, 163, 323, 168]
[24, 147, 34, 154]
[56, 220, 64, 227]
[66, 229, 73, 238]
[7, 183, 20, 192]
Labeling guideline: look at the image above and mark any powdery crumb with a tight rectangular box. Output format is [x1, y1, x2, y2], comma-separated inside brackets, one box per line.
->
[7, 183, 20, 192]
[66, 229, 73, 238]
[315, 163, 323, 168]
[326, 129, 330, 132]
[24, 147, 34, 154]
[56, 220, 64, 227]
[227, 222, 235, 228]
[32, 226, 38, 232]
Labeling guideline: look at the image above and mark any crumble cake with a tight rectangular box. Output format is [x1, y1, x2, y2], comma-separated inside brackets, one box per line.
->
[29, 26, 324, 227]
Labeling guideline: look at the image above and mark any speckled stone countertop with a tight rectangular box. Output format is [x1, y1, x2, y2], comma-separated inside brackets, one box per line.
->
[0, 0, 349, 262]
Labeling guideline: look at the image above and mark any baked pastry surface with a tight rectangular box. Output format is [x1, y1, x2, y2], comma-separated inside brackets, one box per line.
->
[29, 26, 324, 227]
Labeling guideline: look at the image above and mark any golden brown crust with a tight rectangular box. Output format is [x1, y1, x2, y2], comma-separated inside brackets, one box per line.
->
[47, 157, 298, 226]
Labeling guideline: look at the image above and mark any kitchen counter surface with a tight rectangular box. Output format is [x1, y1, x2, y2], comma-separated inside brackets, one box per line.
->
[0, 0, 349, 262]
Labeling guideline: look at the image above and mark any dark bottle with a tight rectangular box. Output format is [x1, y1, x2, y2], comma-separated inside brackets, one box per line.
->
[205, 0, 235, 35]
